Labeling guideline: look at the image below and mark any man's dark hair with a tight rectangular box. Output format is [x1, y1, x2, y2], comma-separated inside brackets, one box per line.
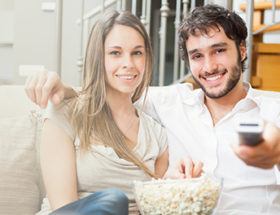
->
[178, 4, 248, 72]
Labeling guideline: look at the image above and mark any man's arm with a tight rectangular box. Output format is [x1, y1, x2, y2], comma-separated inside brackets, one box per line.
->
[25, 70, 77, 108]
[233, 122, 280, 169]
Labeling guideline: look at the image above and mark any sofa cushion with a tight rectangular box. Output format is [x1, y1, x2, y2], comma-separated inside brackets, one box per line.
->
[0, 85, 44, 215]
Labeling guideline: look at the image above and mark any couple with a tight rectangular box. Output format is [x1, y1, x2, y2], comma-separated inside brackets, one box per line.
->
[25, 4, 280, 215]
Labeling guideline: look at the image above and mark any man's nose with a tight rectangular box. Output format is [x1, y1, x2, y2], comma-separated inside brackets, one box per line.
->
[203, 56, 218, 73]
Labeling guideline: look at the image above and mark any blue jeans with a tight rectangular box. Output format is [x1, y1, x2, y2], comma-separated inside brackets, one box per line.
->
[49, 188, 129, 215]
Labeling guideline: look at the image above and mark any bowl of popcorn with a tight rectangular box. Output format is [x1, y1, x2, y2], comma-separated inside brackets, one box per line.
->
[133, 174, 222, 215]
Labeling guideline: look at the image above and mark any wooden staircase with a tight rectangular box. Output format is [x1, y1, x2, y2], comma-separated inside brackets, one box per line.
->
[240, 0, 280, 92]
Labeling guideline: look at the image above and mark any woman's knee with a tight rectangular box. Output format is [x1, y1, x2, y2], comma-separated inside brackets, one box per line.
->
[101, 188, 128, 205]
[49, 188, 129, 215]
[96, 188, 129, 215]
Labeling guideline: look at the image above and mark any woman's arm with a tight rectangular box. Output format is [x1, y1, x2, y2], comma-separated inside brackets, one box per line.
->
[40, 119, 78, 210]
[154, 147, 169, 178]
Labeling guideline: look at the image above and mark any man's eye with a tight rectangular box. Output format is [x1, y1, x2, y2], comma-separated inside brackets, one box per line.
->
[216, 48, 225, 54]
[133, 51, 143, 55]
[110, 51, 120, 55]
[192, 54, 201, 59]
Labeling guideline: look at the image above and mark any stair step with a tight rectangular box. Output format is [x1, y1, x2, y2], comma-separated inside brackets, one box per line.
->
[254, 54, 280, 91]
[253, 24, 280, 33]
[254, 42, 280, 53]
[240, 0, 280, 11]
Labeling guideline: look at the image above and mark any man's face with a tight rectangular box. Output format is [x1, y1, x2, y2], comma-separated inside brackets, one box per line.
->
[186, 26, 246, 99]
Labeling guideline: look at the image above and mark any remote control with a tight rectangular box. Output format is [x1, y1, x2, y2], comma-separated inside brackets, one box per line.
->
[235, 118, 264, 146]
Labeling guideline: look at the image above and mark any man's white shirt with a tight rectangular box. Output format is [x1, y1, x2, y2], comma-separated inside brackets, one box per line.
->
[136, 82, 280, 214]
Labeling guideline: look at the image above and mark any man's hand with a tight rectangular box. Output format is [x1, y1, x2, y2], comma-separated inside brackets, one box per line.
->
[233, 122, 280, 169]
[25, 70, 67, 109]
[164, 156, 203, 179]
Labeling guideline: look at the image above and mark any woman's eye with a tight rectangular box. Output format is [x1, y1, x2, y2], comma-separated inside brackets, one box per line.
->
[110, 51, 120, 55]
[133, 51, 143, 55]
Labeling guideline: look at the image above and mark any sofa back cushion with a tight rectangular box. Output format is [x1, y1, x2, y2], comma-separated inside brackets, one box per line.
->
[0, 85, 44, 215]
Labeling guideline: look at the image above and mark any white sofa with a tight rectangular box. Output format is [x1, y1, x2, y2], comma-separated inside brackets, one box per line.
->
[0, 84, 279, 215]
[0, 85, 45, 215]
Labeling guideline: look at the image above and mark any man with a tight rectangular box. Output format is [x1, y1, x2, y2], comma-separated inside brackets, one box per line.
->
[25, 5, 280, 214]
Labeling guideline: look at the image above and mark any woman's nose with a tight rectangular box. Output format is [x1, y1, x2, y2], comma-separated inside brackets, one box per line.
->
[122, 54, 134, 69]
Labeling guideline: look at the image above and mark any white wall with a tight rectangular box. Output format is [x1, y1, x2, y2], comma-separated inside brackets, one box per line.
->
[0, 0, 124, 86]
[0, 0, 109, 86]
[13, 0, 57, 84]
[0, 0, 13, 10]
[0, 0, 14, 83]
[61, 0, 117, 86]
[0, 0, 89, 85]
[60, 0, 81, 86]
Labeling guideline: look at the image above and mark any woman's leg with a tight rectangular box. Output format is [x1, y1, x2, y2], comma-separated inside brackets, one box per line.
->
[50, 188, 129, 215]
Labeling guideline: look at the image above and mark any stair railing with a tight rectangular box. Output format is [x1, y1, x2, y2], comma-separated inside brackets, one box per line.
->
[244, 0, 280, 83]
[244, 0, 255, 83]
[75, 0, 235, 86]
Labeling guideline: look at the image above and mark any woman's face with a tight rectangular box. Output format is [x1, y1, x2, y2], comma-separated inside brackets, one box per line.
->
[104, 24, 146, 97]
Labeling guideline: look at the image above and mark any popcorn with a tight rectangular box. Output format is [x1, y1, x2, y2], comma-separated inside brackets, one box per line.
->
[133, 174, 222, 215]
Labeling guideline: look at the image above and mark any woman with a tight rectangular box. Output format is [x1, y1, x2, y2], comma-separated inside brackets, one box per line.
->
[35, 10, 170, 215]
[26, 10, 203, 215]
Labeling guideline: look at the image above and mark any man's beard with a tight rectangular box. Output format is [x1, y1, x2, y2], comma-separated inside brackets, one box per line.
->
[192, 63, 242, 99]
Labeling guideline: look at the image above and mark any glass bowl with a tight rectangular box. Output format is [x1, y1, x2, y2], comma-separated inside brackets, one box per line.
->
[133, 174, 223, 215]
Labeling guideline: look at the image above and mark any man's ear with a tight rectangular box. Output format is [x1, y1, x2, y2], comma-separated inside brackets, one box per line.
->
[239, 41, 246, 61]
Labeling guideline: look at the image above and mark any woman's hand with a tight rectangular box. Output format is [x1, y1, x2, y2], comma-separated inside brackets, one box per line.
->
[164, 155, 203, 179]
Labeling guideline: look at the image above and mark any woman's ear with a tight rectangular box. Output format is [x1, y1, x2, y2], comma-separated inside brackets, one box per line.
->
[239, 41, 246, 61]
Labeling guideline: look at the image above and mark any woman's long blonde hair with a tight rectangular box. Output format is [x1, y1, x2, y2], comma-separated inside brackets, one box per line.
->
[69, 11, 154, 177]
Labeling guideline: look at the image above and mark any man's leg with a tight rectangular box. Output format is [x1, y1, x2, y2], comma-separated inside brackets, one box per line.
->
[50, 188, 129, 215]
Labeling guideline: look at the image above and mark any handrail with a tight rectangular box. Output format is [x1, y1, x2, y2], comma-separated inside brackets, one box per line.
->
[55, 0, 63, 77]
[77, 0, 85, 85]
[244, 0, 255, 83]
[132, 0, 137, 15]
[272, 0, 276, 22]
[146, 0, 152, 35]
[140, 0, 147, 27]
[180, 0, 188, 80]
[159, 0, 169, 86]
[76, 0, 117, 24]
[240, 0, 280, 11]
[253, 22, 280, 35]
[173, 0, 181, 82]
